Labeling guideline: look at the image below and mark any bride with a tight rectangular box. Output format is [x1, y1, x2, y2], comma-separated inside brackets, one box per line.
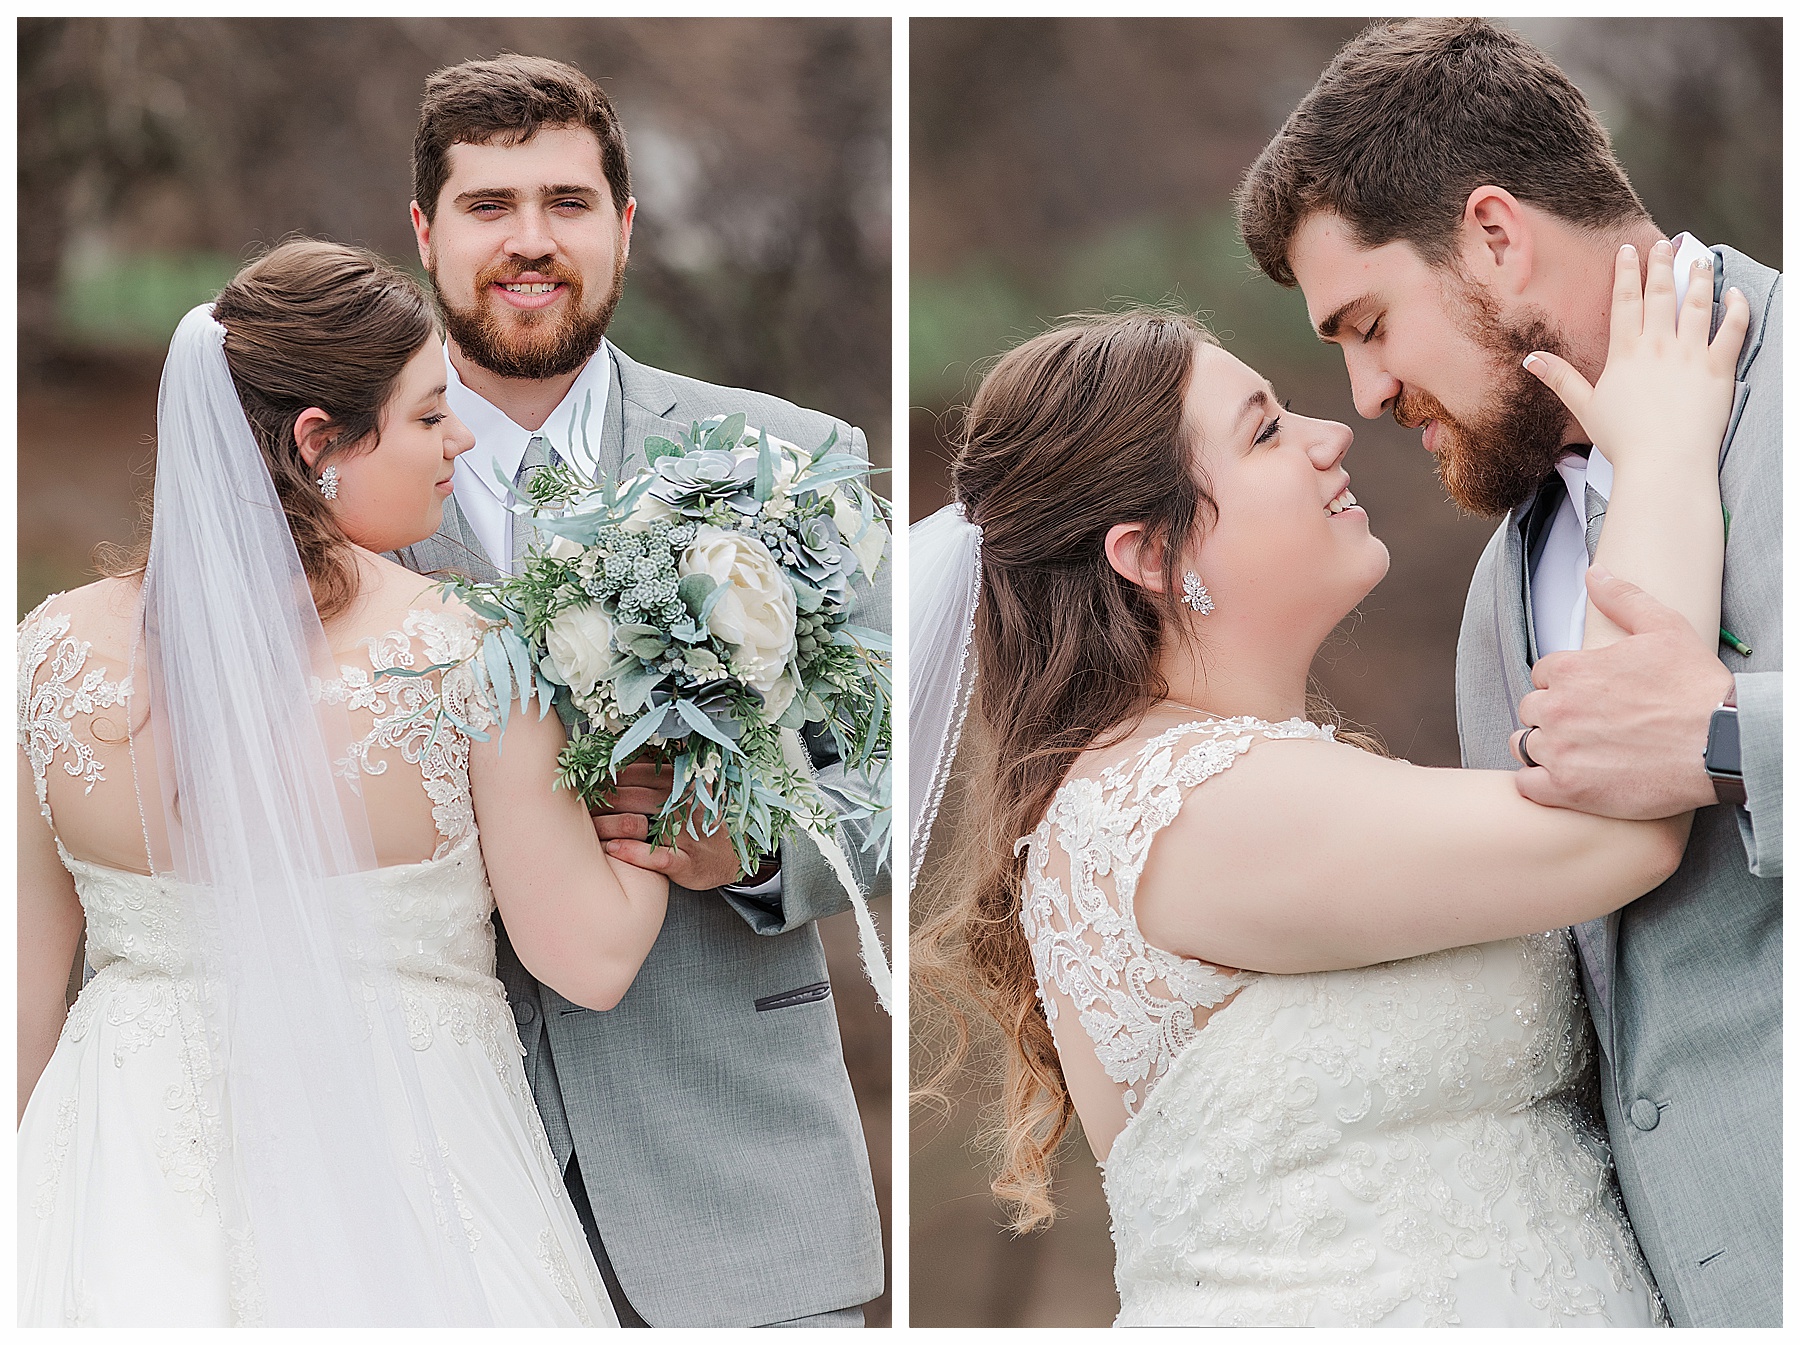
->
[17, 240, 666, 1325]
[913, 243, 1745, 1325]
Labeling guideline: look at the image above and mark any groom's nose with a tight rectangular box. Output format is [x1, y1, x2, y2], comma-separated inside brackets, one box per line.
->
[504, 205, 558, 261]
[1343, 349, 1400, 421]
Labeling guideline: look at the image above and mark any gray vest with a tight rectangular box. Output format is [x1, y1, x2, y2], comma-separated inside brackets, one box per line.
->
[394, 345, 886, 1326]
[1454, 247, 1782, 1327]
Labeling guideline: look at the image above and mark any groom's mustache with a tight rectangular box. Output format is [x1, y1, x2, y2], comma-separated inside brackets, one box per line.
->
[474, 256, 584, 296]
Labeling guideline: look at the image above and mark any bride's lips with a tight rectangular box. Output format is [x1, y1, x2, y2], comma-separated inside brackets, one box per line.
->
[489, 278, 566, 311]
[435, 474, 456, 495]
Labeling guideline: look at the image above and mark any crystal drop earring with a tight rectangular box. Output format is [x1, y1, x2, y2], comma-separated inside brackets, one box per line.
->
[1181, 571, 1214, 615]
[316, 465, 339, 500]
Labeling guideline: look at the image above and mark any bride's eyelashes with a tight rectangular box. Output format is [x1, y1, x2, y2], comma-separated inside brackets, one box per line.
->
[422, 412, 448, 427]
[1253, 400, 1294, 448]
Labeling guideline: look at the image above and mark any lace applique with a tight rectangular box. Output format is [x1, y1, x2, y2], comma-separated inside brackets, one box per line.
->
[413, 1141, 481, 1253]
[33, 1095, 81, 1218]
[315, 609, 497, 859]
[537, 1228, 598, 1326]
[1019, 716, 1333, 1115]
[18, 597, 132, 825]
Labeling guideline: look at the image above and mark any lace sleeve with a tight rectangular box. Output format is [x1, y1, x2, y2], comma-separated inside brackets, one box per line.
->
[18, 595, 131, 828]
[1018, 715, 1333, 1115]
[317, 607, 499, 859]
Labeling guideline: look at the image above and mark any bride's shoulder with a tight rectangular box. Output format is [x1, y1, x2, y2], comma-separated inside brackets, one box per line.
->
[334, 555, 491, 658]
[19, 577, 140, 671]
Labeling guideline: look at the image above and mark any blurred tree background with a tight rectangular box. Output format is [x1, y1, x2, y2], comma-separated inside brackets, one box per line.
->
[17, 15, 892, 1326]
[908, 17, 1779, 1328]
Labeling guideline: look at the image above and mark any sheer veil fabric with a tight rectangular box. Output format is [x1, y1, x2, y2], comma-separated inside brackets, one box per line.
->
[907, 503, 982, 881]
[131, 306, 488, 1323]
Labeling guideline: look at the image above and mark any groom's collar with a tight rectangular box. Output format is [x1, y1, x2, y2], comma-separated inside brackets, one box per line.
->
[446, 342, 615, 504]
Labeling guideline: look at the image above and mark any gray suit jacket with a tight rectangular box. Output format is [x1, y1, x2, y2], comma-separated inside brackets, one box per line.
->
[395, 343, 886, 1326]
[1455, 246, 1781, 1327]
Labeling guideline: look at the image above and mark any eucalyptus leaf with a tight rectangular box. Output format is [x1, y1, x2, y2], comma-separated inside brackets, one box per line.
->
[629, 635, 669, 659]
[754, 430, 777, 502]
[610, 704, 671, 769]
[614, 663, 664, 716]
[810, 426, 839, 462]
[675, 699, 742, 753]
[503, 628, 535, 716]
[704, 412, 747, 454]
[482, 631, 514, 744]
[678, 573, 717, 616]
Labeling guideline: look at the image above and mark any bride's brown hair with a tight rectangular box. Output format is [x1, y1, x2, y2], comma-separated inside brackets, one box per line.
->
[914, 308, 1380, 1231]
[103, 238, 438, 621]
[913, 309, 1218, 1231]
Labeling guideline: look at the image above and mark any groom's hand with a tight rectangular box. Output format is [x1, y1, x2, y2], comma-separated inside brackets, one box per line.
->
[1510, 567, 1733, 818]
[591, 761, 766, 889]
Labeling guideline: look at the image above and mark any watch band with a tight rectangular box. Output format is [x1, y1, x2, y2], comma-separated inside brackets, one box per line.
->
[1705, 680, 1745, 806]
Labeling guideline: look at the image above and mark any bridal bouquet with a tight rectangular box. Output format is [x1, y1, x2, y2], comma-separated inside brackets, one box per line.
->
[447, 401, 892, 889]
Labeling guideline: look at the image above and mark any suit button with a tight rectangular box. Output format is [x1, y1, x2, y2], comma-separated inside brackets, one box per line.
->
[1629, 1098, 1660, 1131]
[513, 1001, 537, 1026]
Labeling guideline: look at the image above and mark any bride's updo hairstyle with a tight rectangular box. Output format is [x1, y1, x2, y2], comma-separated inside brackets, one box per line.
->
[211, 239, 438, 619]
[915, 308, 1220, 1231]
[108, 238, 437, 621]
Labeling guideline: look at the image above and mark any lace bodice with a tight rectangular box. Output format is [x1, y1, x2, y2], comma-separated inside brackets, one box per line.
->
[1018, 716, 1333, 1116]
[19, 594, 497, 869]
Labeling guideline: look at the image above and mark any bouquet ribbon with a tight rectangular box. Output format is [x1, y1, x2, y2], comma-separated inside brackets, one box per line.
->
[780, 729, 893, 1014]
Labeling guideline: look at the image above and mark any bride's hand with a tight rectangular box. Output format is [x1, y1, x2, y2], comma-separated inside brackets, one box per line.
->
[1522, 239, 1748, 473]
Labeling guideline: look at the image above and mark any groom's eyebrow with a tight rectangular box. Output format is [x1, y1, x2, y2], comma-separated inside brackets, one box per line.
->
[1315, 295, 1374, 342]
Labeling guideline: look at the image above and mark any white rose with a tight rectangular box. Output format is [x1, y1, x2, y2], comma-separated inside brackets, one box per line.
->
[543, 603, 617, 698]
[622, 486, 678, 532]
[546, 534, 585, 562]
[832, 494, 889, 580]
[760, 670, 799, 723]
[677, 526, 796, 691]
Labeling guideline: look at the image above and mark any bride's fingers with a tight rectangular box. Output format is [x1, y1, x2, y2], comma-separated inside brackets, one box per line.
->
[1522, 350, 1591, 422]
[1708, 286, 1751, 378]
[1677, 254, 1714, 343]
[1607, 243, 1643, 353]
[1640, 238, 1678, 335]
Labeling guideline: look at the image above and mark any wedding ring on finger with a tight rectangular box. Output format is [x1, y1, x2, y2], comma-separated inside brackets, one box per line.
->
[1517, 725, 1542, 769]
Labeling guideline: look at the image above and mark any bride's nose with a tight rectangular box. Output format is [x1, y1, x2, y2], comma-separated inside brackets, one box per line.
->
[1308, 419, 1354, 472]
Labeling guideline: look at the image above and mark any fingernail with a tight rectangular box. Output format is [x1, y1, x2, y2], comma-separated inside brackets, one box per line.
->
[1589, 563, 1613, 582]
[1728, 287, 1743, 299]
[1522, 353, 1544, 373]
[1697, 257, 1713, 270]
[1620, 243, 1636, 256]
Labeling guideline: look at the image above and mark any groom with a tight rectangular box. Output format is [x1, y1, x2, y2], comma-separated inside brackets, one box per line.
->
[393, 55, 885, 1326]
[1237, 20, 1780, 1328]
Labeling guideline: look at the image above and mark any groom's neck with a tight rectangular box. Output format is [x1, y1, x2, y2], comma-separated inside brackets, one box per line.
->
[448, 339, 584, 434]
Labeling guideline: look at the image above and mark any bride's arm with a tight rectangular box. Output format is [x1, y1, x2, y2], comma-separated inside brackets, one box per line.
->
[19, 752, 84, 1122]
[470, 704, 669, 1012]
[1535, 239, 1743, 651]
[1137, 244, 1749, 976]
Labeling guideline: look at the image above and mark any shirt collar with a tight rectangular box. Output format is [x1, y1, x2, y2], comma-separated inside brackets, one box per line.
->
[446, 341, 613, 503]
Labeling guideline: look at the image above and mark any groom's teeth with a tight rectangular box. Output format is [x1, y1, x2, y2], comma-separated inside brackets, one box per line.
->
[502, 282, 556, 294]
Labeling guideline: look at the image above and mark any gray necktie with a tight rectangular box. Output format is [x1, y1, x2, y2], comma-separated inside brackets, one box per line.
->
[509, 433, 556, 569]
[1583, 481, 1607, 563]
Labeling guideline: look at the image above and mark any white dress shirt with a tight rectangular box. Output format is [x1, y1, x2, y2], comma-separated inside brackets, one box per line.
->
[445, 341, 613, 573]
[1529, 231, 1712, 654]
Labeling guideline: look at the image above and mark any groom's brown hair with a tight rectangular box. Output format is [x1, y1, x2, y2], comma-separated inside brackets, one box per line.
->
[413, 53, 631, 221]
[1236, 19, 1649, 286]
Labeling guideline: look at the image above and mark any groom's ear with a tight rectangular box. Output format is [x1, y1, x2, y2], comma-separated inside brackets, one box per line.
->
[1104, 522, 1168, 595]
[1458, 186, 1536, 300]
[410, 200, 433, 271]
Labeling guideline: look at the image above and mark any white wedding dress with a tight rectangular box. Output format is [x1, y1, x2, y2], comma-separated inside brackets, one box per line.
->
[1020, 717, 1665, 1327]
[17, 595, 617, 1326]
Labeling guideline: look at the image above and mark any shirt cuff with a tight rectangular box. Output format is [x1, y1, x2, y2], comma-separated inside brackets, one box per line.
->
[720, 870, 783, 899]
[1734, 670, 1782, 878]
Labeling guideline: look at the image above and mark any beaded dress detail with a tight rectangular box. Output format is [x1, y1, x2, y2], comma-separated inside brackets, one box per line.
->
[16, 595, 615, 1327]
[1019, 716, 1664, 1327]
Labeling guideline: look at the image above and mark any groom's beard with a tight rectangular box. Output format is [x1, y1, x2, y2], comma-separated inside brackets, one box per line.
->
[1399, 286, 1573, 519]
[432, 251, 626, 381]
